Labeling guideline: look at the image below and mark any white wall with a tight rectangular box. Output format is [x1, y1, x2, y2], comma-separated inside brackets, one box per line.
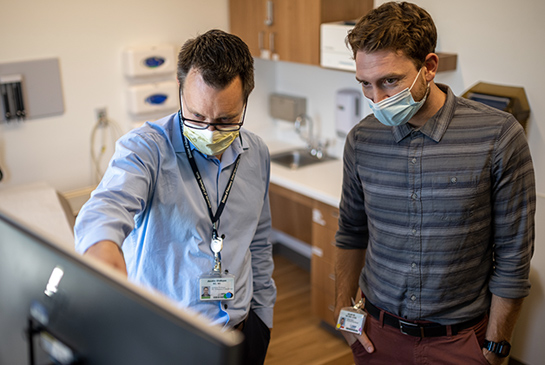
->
[0, 0, 229, 192]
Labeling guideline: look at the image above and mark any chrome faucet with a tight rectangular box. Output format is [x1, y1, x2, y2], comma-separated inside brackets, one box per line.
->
[294, 114, 329, 159]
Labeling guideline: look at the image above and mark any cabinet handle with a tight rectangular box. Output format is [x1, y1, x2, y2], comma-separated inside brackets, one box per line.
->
[258, 31, 265, 51]
[312, 208, 326, 226]
[269, 32, 276, 53]
[311, 246, 323, 258]
[265, 0, 274, 26]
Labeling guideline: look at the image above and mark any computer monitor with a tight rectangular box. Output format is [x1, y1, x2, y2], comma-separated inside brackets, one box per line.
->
[0, 209, 243, 364]
[466, 92, 512, 112]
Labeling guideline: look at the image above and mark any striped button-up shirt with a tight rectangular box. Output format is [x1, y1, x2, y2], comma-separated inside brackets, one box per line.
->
[336, 84, 535, 324]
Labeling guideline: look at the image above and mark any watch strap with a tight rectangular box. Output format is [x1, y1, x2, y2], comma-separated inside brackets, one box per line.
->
[483, 339, 511, 357]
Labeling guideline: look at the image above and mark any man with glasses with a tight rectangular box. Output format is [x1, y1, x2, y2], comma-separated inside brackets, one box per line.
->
[75, 29, 276, 364]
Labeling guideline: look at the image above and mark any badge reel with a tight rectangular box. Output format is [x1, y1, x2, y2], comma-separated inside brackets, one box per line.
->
[336, 299, 367, 335]
[199, 236, 235, 301]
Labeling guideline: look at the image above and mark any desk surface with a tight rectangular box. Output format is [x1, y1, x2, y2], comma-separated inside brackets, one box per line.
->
[0, 182, 75, 248]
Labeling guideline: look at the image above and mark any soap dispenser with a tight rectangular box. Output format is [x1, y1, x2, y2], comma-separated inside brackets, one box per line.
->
[335, 89, 362, 138]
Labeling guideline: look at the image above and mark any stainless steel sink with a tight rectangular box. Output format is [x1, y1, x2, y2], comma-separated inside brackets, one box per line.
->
[270, 148, 337, 170]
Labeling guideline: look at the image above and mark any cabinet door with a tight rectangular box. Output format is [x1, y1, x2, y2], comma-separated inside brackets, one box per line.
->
[311, 283, 336, 327]
[270, 0, 321, 65]
[312, 223, 337, 264]
[269, 183, 313, 244]
[229, 0, 266, 57]
[229, 0, 373, 66]
[310, 201, 340, 326]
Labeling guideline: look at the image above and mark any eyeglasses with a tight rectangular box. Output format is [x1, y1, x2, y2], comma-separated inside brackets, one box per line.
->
[180, 101, 246, 132]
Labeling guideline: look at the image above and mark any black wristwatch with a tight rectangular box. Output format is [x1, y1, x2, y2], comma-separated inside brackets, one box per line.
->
[483, 340, 511, 357]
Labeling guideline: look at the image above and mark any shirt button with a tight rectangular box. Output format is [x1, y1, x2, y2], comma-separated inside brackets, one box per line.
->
[412, 229, 417, 235]
[411, 295, 417, 301]
[411, 262, 417, 268]
[451, 177, 457, 183]
[411, 158, 417, 164]
[411, 193, 418, 200]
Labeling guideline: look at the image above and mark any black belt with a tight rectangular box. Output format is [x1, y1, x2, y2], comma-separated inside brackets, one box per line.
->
[365, 300, 484, 338]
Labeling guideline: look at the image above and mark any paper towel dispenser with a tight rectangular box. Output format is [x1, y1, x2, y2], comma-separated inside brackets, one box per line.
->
[462, 82, 530, 132]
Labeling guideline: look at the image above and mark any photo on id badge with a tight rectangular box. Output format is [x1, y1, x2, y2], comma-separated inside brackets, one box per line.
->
[336, 301, 367, 335]
[199, 273, 235, 301]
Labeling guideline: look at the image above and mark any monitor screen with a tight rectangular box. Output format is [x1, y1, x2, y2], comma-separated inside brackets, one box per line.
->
[0, 209, 243, 364]
[467, 92, 511, 111]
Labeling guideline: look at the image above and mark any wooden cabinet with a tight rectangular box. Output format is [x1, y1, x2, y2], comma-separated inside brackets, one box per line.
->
[229, 0, 373, 66]
[310, 200, 339, 327]
[269, 182, 340, 327]
[269, 183, 313, 244]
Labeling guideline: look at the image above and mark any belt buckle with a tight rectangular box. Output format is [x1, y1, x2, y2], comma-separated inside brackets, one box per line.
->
[399, 319, 425, 337]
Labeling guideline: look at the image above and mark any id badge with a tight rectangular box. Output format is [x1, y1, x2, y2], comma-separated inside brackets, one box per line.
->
[336, 300, 367, 335]
[199, 272, 235, 301]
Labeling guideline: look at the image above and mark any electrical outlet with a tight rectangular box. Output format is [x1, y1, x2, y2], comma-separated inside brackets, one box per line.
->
[95, 107, 108, 121]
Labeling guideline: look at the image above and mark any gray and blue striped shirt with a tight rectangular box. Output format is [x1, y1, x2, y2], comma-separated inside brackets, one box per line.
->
[336, 84, 535, 324]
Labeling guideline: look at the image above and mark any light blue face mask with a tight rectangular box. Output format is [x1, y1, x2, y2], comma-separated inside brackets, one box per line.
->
[366, 68, 429, 127]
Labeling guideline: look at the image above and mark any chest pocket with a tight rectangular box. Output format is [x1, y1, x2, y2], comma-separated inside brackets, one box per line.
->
[431, 174, 480, 223]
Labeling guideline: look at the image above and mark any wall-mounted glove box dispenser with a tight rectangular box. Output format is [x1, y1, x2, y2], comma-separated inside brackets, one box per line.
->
[123, 45, 176, 77]
[127, 81, 178, 115]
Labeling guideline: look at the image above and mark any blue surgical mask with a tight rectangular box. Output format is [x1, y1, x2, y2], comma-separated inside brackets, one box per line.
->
[366, 68, 429, 127]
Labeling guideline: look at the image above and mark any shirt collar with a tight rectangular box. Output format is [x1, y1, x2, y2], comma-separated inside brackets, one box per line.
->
[392, 84, 456, 143]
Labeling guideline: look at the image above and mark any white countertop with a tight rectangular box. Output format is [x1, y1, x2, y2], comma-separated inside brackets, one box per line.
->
[0, 182, 75, 248]
[265, 138, 343, 208]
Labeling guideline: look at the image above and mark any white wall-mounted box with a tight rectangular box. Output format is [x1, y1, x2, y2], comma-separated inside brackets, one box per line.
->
[127, 81, 178, 115]
[335, 88, 362, 137]
[123, 45, 176, 77]
[320, 21, 356, 72]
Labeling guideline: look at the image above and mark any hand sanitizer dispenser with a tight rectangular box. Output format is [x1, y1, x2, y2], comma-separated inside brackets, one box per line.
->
[335, 89, 362, 137]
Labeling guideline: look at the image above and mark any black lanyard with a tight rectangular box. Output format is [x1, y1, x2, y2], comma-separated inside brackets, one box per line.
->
[181, 118, 241, 239]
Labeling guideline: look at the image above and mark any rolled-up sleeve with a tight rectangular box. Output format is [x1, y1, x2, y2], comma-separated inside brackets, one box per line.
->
[74, 131, 159, 254]
[489, 116, 536, 299]
[336, 127, 370, 250]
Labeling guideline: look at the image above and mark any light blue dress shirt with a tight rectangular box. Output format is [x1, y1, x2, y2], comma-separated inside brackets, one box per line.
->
[75, 112, 276, 328]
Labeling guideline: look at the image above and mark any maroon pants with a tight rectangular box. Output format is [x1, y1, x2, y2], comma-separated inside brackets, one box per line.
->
[351, 311, 489, 364]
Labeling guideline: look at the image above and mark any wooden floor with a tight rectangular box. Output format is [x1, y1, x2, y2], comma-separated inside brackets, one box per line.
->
[265, 254, 354, 365]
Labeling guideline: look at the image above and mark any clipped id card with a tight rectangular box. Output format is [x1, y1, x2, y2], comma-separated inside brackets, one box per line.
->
[336, 299, 367, 335]
[199, 272, 235, 301]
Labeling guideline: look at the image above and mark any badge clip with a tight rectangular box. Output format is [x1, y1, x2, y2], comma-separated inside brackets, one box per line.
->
[199, 230, 235, 301]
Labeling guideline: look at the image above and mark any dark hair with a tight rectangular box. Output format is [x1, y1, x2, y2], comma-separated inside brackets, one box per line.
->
[347, 1, 437, 69]
[177, 29, 254, 101]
